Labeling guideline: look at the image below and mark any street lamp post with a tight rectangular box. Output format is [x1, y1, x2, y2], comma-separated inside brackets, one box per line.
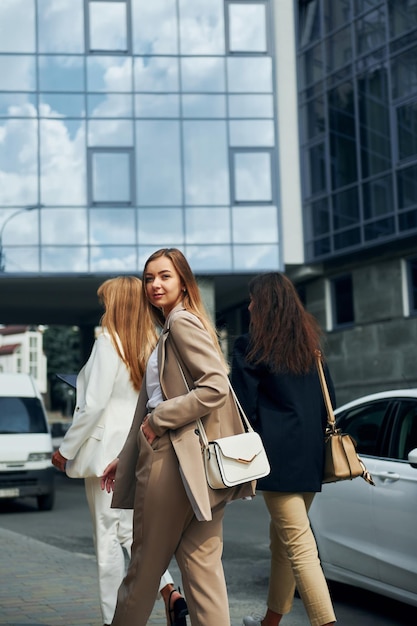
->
[0, 205, 43, 272]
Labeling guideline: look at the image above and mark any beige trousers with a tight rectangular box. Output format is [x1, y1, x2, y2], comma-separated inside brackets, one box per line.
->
[111, 432, 230, 626]
[263, 491, 336, 626]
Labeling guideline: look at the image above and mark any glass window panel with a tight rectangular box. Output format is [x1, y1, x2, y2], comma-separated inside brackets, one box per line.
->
[363, 175, 394, 219]
[88, 1, 128, 52]
[138, 208, 184, 245]
[391, 47, 417, 100]
[38, 56, 84, 92]
[229, 120, 275, 147]
[355, 0, 381, 14]
[397, 101, 417, 161]
[0, 56, 36, 91]
[88, 119, 133, 146]
[397, 164, 417, 209]
[136, 121, 182, 205]
[331, 274, 354, 326]
[41, 246, 88, 272]
[324, 0, 352, 32]
[40, 94, 86, 118]
[389, 0, 417, 38]
[333, 227, 361, 250]
[228, 57, 273, 92]
[0, 0, 35, 52]
[332, 187, 360, 229]
[38, 0, 84, 53]
[40, 208, 87, 245]
[1, 247, 39, 273]
[89, 209, 136, 244]
[299, 0, 321, 47]
[40, 120, 86, 205]
[329, 82, 357, 189]
[91, 151, 132, 204]
[399, 209, 417, 232]
[185, 246, 232, 271]
[356, 7, 386, 56]
[305, 143, 326, 196]
[234, 152, 272, 202]
[0, 119, 38, 205]
[228, 3, 267, 53]
[181, 58, 226, 93]
[182, 95, 226, 118]
[134, 57, 179, 92]
[185, 208, 231, 244]
[183, 121, 229, 205]
[228, 95, 273, 118]
[305, 197, 330, 237]
[232, 244, 279, 270]
[90, 246, 137, 272]
[179, 0, 225, 55]
[326, 26, 352, 73]
[132, 0, 178, 54]
[0, 94, 37, 117]
[135, 94, 179, 118]
[87, 94, 133, 118]
[232, 207, 278, 243]
[0, 208, 39, 245]
[299, 43, 324, 88]
[87, 57, 132, 92]
[301, 97, 325, 140]
[364, 217, 395, 241]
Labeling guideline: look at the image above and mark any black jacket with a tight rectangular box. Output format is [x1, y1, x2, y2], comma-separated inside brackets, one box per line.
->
[231, 334, 336, 493]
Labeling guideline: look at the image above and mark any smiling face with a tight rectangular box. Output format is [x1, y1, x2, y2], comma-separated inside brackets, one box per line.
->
[144, 256, 185, 315]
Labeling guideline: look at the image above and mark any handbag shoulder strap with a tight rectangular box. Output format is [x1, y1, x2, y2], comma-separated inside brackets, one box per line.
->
[315, 350, 336, 431]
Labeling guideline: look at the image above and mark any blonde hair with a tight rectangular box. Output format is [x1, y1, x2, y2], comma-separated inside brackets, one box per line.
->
[97, 276, 158, 391]
[142, 248, 227, 368]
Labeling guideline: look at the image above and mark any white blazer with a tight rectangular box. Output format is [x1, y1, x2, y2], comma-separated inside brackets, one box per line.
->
[60, 331, 138, 473]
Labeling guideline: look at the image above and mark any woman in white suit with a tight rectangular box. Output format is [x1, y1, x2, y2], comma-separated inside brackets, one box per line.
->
[51, 276, 187, 626]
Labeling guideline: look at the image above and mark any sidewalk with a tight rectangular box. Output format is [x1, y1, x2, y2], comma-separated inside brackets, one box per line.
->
[0, 526, 306, 626]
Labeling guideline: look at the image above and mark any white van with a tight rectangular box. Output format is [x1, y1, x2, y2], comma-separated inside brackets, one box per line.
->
[0, 373, 55, 510]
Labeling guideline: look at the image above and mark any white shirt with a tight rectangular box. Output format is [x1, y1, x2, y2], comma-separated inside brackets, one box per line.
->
[146, 345, 164, 409]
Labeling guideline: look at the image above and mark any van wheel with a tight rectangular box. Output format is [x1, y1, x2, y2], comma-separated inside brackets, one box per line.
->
[37, 492, 55, 511]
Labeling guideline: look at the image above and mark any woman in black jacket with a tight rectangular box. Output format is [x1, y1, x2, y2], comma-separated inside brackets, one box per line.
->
[231, 272, 336, 626]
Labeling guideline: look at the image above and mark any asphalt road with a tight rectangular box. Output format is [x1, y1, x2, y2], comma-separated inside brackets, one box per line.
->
[0, 473, 416, 625]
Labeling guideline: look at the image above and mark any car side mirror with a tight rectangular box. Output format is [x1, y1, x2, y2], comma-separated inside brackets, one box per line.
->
[408, 448, 417, 469]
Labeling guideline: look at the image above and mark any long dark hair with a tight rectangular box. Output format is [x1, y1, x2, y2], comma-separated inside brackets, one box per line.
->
[246, 272, 323, 374]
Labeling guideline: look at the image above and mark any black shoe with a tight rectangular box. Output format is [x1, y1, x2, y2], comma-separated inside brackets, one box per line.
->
[168, 588, 188, 626]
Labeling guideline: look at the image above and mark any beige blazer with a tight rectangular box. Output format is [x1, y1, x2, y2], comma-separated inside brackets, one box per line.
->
[112, 305, 255, 520]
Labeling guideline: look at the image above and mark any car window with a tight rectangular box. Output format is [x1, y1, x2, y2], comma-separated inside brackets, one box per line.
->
[336, 400, 389, 456]
[390, 401, 417, 461]
[0, 397, 48, 434]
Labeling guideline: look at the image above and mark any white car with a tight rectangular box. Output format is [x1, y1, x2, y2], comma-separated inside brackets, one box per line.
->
[309, 389, 417, 607]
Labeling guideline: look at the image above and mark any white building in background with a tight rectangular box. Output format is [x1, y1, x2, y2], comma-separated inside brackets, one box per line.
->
[0, 326, 47, 394]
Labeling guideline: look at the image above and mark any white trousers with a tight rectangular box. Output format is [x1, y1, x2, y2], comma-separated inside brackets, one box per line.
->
[84, 476, 174, 624]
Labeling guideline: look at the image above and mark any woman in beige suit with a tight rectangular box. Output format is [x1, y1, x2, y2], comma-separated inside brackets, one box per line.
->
[102, 248, 255, 626]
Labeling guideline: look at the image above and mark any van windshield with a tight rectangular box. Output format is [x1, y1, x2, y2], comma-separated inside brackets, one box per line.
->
[0, 397, 48, 434]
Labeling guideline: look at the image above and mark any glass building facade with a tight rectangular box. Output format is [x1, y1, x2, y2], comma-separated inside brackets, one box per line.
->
[298, 0, 417, 261]
[0, 0, 281, 276]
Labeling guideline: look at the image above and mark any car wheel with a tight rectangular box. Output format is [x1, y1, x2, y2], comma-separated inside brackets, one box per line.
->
[37, 492, 55, 511]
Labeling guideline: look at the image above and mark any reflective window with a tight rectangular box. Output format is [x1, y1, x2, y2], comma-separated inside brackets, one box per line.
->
[306, 198, 330, 237]
[397, 101, 417, 161]
[324, 0, 352, 32]
[0, 119, 38, 205]
[391, 47, 417, 100]
[326, 26, 352, 73]
[135, 94, 179, 118]
[389, 0, 417, 39]
[229, 120, 274, 147]
[232, 207, 278, 243]
[299, 43, 324, 87]
[0, 94, 37, 117]
[306, 143, 326, 196]
[38, 0, 84, 53]
[132, 0, 178, 54]
[136, 121, 182, 205]
[364, 217, 395, 241]
[227, 2, 268, 53]
[0, 56, 36, 91]
[89, 150, 133, 205]
[89, 209, 136, 244]
[397, 164, 417, 209]
[329, 82, 357, 189]
[90, 246, 137, 272]
[363, 174, 394, 220]
[182, 95, 226, 118]
[0, 0, 35, 52]
[233, 244, 279, 270]
[0, 208, 39, 245]
[138, 208, 184, 245]
[299, 0, 321, 47]
[228, 94, 273, 118]
[356, 7, 386, 56]
[333, 227, 361, 250]
[134, 57, 179, 92]
[88, 120, 134, 146]
[87, 0, 129, 53]
[233, 151, 272, 203]
[185, 208, 231, 244]
[181, 58, 226, 93]
[331, 274, 354, 327]
[40, 209, 88, 245]
[301, 97, 325, 140]
[227, 57, 273, 92]
[332, 187, 360, 229]
[38, 56, 84, 92]
[183, 121, 229, 205]
[40, 94, 86, 118]
[87, 94, 133, 118]
[2, 247, 40, 273]
[179, 0, 225, 55]
[41, 247, 88, 272]
[186, 246, 232, 271]
[40, 120, 86, 206]
[87, 57, 132, 92]
[407, 258, 417, 314]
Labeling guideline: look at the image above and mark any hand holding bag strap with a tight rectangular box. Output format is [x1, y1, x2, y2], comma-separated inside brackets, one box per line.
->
[315, 349, 337, 434]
